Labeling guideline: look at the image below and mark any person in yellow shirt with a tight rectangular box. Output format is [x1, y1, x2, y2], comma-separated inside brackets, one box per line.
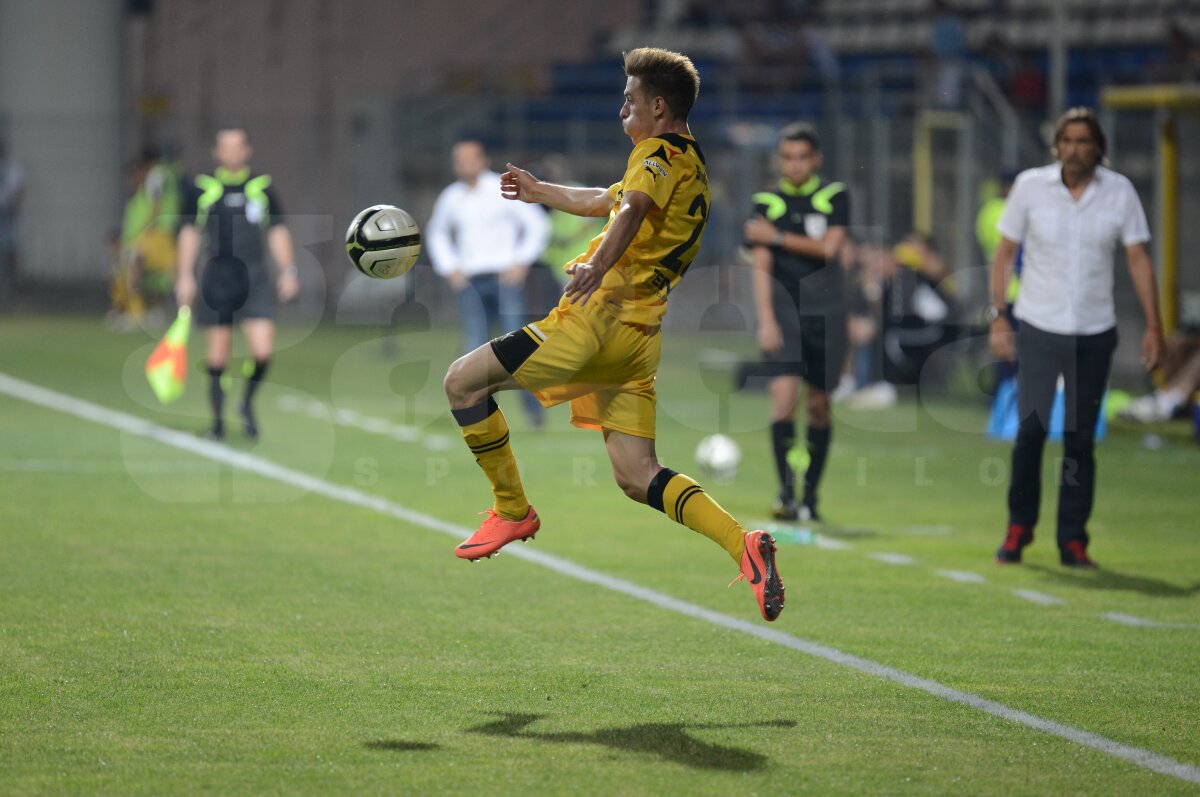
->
[441, 47, 784, 622]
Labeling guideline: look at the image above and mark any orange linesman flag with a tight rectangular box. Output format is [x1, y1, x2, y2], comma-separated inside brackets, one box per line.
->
[145, 306, 191, 404]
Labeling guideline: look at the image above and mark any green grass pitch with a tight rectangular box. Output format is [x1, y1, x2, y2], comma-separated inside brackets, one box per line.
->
[1, 313, 1198, 796]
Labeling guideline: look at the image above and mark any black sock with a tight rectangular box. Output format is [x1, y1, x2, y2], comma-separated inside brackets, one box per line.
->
[770, 420, 796, 503]
[803, 425, 832, 508]
[207, 365, 225, 432]
[243, 358, 270, 408]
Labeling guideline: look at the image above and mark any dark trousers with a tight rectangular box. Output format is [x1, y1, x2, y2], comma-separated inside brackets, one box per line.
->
[1008, 321, 1117, 547]
[457, 273, 543, 423]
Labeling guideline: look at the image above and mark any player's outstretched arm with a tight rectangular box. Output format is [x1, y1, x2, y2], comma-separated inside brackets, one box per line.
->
[501, 163, 611, 217]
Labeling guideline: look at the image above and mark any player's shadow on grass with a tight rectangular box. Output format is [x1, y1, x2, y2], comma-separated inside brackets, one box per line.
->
[363, 740, 440, 752]
[465, 712, 794, 771]
[1027, 564, 1200, 598]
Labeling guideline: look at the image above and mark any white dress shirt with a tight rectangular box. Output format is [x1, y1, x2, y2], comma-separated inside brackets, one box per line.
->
[425, 170, 550, 278]
[998, 163, 1150, 336]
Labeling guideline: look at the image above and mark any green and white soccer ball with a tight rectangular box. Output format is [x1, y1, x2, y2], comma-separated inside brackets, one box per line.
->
[695, 433, 741, 482]
[345, 204, 422, 279]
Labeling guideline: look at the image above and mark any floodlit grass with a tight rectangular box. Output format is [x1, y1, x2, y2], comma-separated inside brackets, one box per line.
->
[1, 313, 1197, 796]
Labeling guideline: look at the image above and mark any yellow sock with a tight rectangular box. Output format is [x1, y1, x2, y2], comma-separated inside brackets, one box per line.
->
[452, 397, 528, 521]
[646, 468, 745, 563]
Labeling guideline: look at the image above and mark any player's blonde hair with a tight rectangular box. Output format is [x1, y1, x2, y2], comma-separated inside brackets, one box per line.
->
[622, 48, 700, 121]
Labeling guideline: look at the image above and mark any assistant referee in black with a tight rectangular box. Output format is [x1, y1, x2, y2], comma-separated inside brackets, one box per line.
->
[175, 126, 299, 441]
[744, 122, 849, 523]
[988, 108, 1163, 568]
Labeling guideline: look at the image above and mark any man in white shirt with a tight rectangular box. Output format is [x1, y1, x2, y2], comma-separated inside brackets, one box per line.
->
[427, 140, 551, 426]
[987, 108, 1164, 568]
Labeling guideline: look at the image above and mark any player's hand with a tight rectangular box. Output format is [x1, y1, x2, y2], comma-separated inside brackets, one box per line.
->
[500, 163, 540, 204]
[1141, 326, 1164, 372]
[744, 217, 779, 247]
[499, 264, 528, 287]
[277, 269, 299, 302]
[563, 261, 606, 306]
[448, 270, 469, 292]
[989, 316, 1016, 363]
[758, 317, 784, 356]
[175, 273, 196, 308]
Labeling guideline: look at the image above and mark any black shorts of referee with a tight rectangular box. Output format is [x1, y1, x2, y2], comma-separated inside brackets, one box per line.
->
[194, 255, 274, 327]
[762, 310, 847, 392]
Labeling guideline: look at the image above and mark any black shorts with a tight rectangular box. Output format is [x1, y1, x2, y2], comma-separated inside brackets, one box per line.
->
[762, 311, 847, 392]
[194, 256, 274, 327]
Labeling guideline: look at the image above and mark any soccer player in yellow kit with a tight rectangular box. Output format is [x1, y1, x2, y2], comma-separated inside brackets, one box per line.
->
[442, 48, 785, 621]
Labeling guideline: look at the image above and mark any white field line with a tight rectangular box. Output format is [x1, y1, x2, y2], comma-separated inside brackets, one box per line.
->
[275, 394, 454, 451]
[868, 552, 917, 566]
[1101, 612, 1194, 629]
[0, 458, 214, 474]
[1013, 589, 1067, 606]
[936, 569, 988, 584]
[2, 371, 1199, 787]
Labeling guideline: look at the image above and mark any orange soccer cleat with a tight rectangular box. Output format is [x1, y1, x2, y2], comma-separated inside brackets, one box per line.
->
[454, 506, 540, 561]
[732, 530, 785, 621]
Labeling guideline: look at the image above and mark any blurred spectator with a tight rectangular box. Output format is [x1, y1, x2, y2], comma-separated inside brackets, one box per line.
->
[1117, 331, 1200, 423]
[108, 147, 182, 330]
[427, 139, 550, 427]
[738, 1, 838, 91]
[1161, 22, 1200, 82]
[979, 31, 1017, 91]
[1009, 54, 1046, 117]
[926, 0, 968, 109]
[860, 237, 955, 392]
[0, 138, 25, 300]
[976, 172, 1016, 265]
[528, 154, 605, 316]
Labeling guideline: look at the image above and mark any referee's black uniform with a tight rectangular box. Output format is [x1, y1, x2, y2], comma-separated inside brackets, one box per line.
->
[183, 168, 285, 328]
[752, 178, 849, 389]
[752, 177, 849, 516]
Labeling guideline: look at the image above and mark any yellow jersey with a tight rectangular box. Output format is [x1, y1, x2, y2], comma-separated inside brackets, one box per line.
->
[565, 133, 711, 327]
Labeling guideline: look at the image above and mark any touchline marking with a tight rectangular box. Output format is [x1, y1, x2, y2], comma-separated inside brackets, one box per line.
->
[275, 394, 454, 451]
[868, 552, 916, 566]
[1101, 612, 1193, 629]
[936, 569, 987, 585]
[3, 371, 1198, 787]
[1012, 589, 1066, 607]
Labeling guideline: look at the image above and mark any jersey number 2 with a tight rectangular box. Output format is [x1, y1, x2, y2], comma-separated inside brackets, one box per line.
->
[659, 194, 708, 276]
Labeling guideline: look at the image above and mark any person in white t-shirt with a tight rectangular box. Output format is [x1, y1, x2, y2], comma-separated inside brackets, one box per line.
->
[986, 107, 1164, 569]
[427, 140, 551, 426]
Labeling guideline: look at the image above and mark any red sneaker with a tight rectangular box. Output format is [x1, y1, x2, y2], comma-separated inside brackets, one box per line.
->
[1060, 540, 1098, 569]
[732, 530, 785, 622]
[995, 523, 1034, 564]
[454, 506, 540, 561]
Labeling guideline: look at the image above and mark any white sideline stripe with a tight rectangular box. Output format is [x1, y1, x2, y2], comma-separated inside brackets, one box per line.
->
[0, 458, 215, 474]
[813, 535, 853, 551]
[936, 569, 987, 585]
[2, 371, 1198, 788]
[868, 552, 916, 566]
[1013, 589, 1066, 606]
[275, 395, 453, 451]
[1101, 612, 1192, 629]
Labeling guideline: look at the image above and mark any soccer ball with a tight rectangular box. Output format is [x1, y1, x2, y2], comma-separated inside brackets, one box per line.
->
[345, 204, 422, 279]
[694, 434, 741, 482]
